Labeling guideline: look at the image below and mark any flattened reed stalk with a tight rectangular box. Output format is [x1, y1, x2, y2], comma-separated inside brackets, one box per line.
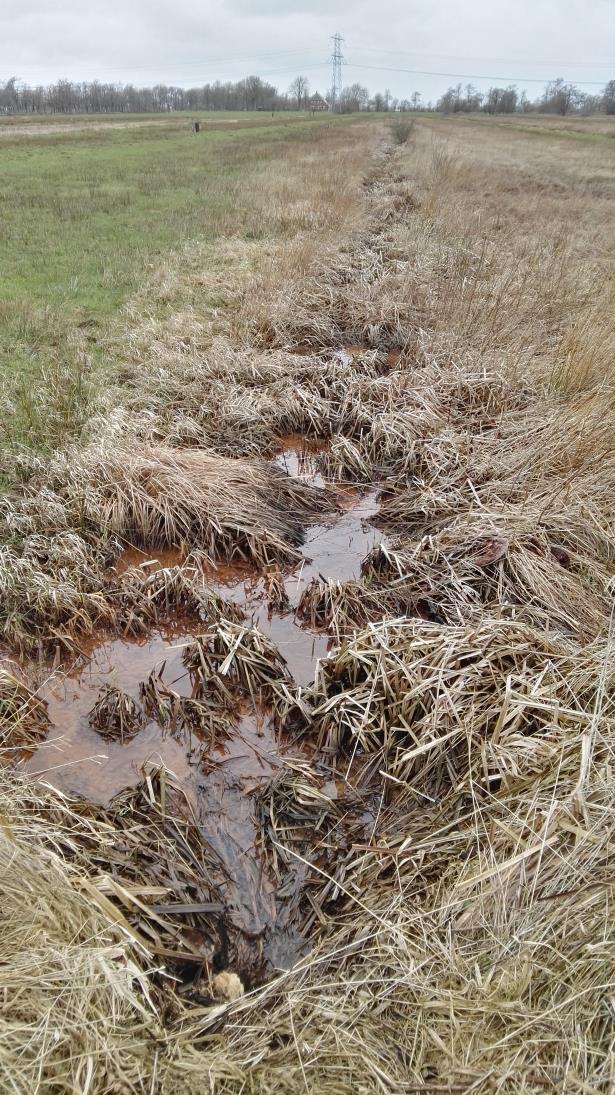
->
[116, 560, 245, 634]
[55, 443, 337, 566]
[184, 622, 294, 709]
[102, 768, 226, 968]
[0, 668, 49, 749]
[306, 617, 615, 789]
[88, 685, 145, 744]
[140, 668, 237, 742]
[252, 762, 372, 936]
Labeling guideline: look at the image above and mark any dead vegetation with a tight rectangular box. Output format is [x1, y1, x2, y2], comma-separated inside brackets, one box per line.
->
[0, 666, 49, 749]
[0, 114, 614, 1093]
[88, 685, 145, 743]
[184, 622, 294, 710]
[305, 616, 614, 784]
[116, 557, 245, 635]
[53, 443, 337, 563]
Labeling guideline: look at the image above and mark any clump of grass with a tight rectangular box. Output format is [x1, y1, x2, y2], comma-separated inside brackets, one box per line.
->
[0, 775, 163, 1092]
[305, 616, 615, 787]
[0, 535, 114, 653]
[88, 685, 145, 744]
[140, 668, 237, 741]
[184, 621, 293, 709]
[0, 667, 49, 749]
[116, 559, 245, 634]
[390, 117, 415, 145]
[54, 443, 337, 567]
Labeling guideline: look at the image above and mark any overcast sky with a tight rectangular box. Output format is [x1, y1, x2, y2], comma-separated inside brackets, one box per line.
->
[1, 0, 614, 104]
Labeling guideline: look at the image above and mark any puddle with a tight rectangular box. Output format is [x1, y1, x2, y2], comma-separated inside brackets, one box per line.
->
[274, 433, 328, 489]
[194, 707, 305, 973]
[333, 345, 367, 366]
[24, 626, 200, 806]
[200, 435, 384, 684]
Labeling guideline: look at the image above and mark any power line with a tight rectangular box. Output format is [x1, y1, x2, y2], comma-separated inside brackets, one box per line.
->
[2, 39, 612, 94]
[343, 60, 609, 88]
[0, 46, 317, 75]
[345, 43, 615, 70]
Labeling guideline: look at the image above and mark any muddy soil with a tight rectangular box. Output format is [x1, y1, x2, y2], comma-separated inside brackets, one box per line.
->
[23, 433, 387, 980]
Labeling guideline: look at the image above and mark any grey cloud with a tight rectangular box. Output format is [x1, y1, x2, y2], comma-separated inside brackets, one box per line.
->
[1, 0, 613, 101]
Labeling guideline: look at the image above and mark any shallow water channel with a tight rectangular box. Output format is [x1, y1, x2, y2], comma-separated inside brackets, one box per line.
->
[26, 439, 383, 801]
[22, 437, 386, 976]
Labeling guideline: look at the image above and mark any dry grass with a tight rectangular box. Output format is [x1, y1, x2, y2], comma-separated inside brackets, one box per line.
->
[50, 442, 337, 564]
[0, 111, 614, 1093]
[184, 621, 294, 711]
[0, 777, 162, 1093]
[0, 666, 49, 749]
[88, 685, 145, 743]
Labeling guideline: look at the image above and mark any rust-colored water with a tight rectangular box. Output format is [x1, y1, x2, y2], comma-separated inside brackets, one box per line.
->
[114, 546, 185, 574]
[24, 628, 198, 805]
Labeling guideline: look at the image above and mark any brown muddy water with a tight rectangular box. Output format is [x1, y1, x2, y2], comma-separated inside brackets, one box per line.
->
[21, 436, 386, 978]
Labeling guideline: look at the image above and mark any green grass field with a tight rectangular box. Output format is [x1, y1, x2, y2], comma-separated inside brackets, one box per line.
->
[0, 113, 343, 380]
[0, 110, 369, 453]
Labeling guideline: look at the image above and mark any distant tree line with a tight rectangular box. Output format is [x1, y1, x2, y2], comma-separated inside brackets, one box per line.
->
[1, 73, 613, 117]
[436, 78, 615, 116]
[0, 74, 397, 115]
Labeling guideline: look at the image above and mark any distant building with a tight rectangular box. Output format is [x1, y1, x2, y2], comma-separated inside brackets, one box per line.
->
[309, 93, 330, 113]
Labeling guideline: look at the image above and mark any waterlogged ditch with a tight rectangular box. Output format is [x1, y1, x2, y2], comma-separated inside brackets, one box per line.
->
[23, 434, 387, 982]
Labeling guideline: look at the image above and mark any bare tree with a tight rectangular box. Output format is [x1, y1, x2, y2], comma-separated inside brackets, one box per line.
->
[542, 78, 579, 115]
[338, 83, 369, 113]
[289, 75, 310, 110]
[603, 79, 615, 115]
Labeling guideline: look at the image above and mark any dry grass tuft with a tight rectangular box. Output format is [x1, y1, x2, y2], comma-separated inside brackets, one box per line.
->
[184, 621, 294, 710]
[55, 443, 337, 566]
[0, 667, 49, 749]
[88, 685, 145, 743]
[116, 558, 245, 634]
[0, 777, 162, 1094]
[305, 616, 614, 787]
